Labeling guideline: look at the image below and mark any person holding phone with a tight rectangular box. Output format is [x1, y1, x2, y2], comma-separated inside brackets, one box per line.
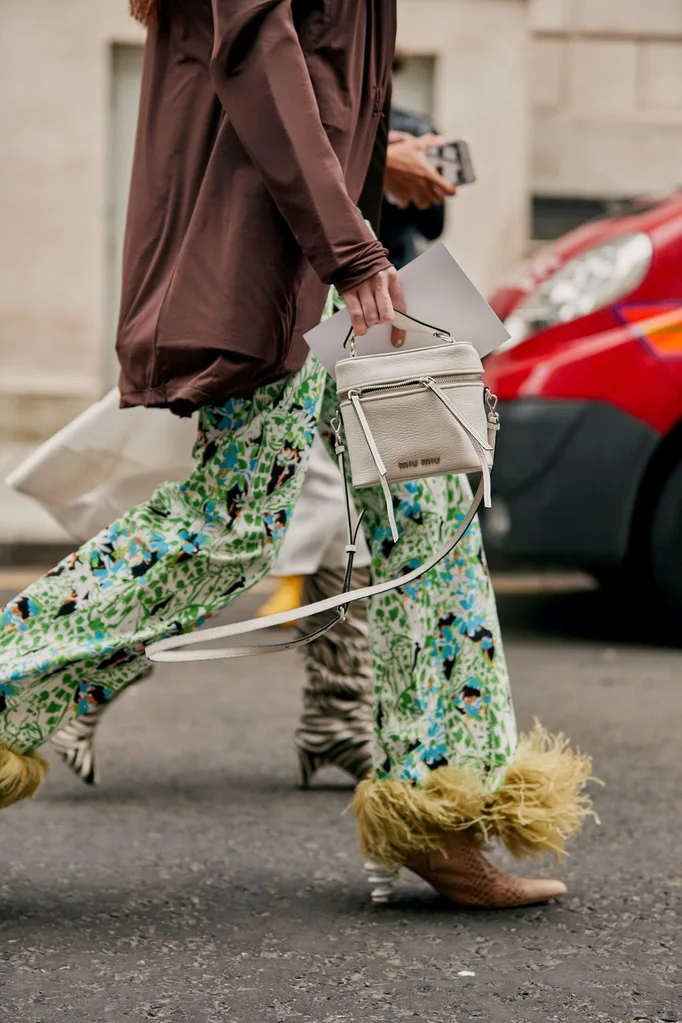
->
[382, 116, 453, 266]
[0, 0, 592, 909]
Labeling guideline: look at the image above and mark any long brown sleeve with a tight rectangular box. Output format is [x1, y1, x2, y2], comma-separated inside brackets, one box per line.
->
[210, 0, 391, 291]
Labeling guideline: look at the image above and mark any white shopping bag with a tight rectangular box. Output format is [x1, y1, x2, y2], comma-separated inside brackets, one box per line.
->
[5, 389, 197, 542]
[5, 388, 370, 572]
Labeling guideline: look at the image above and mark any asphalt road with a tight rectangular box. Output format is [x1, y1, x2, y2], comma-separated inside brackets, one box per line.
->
[0, 581, 680, 1023]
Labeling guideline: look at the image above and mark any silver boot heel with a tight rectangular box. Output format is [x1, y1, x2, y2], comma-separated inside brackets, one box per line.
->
[364, 859, 399, 905]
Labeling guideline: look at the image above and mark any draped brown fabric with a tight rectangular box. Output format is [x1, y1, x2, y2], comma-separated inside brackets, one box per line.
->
[117, 0, 396, 413]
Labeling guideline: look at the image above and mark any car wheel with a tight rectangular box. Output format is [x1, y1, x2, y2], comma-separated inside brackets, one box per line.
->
[650, 459, 682, 616]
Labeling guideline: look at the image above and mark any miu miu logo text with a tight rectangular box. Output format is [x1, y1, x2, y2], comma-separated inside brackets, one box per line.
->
[398, 456, 441, 470]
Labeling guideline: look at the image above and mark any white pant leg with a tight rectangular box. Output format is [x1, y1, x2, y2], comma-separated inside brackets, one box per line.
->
[273, 433, 370, 576]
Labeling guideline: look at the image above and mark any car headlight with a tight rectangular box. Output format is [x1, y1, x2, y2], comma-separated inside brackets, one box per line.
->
[502, 232, 653, 349]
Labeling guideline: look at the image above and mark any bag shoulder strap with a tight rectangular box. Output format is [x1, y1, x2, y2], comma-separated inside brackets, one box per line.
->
[145, 453, 483, 664]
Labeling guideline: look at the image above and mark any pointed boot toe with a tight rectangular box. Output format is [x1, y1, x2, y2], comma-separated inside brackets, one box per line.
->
[513, 877, 567, 905]
[405, 831, 568, 909]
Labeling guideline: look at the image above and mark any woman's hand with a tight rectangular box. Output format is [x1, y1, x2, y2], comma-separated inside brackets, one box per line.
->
[385, 132, 457, 210]
[340, 266, 407, 347]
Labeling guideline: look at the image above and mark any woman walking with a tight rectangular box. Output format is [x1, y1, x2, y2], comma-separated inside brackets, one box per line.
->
[0, 0, 592, 907]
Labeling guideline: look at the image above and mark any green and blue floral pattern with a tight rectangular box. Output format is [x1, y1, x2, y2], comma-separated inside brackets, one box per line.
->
[1, 297, 517, 789]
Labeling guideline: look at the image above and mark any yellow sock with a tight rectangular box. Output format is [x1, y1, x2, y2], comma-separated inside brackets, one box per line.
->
[257, 575, 305, 626]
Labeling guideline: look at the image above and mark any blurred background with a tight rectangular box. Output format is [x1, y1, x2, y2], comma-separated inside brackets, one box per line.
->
[1, 0, 681, 616]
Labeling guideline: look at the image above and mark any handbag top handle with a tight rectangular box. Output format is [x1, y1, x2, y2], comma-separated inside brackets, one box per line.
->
[342, 308, 454, 358]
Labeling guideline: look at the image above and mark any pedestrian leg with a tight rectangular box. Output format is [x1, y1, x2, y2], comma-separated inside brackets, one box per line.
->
[294, 565, 373, 787]
[0, 359, 327, 807]
[318, 379, 593, 906]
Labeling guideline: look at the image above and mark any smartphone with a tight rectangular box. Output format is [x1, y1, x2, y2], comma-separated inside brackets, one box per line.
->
[426, 139, 476, 187]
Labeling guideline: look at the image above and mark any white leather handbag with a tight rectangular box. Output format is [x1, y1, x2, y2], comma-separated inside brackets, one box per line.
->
[146, 310, 500, 664]
[336, 310, 498, 541]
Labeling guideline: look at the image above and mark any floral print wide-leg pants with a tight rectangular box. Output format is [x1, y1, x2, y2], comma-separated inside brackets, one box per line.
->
[0, 358, 514, 769]
[0, 358, 591, 862]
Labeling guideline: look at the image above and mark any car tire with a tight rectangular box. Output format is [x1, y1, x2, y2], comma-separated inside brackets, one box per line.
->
[650, 459, 682, 617]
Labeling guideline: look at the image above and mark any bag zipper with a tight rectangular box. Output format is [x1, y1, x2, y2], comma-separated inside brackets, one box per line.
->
[342, 372, 481, 398]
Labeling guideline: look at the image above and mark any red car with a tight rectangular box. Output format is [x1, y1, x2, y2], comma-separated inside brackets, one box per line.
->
[482, 191, 682, 614]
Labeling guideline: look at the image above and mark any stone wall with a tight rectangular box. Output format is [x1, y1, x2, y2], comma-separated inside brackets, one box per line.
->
[0, 1, 144, 543]
[397, 0, 531, 295]
[530, 0, 682, 197]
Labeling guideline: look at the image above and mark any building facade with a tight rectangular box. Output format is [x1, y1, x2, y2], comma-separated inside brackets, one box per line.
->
[2, 0, 680, 544]
[530, 0, 682, 233]
[0, 0, 531, 544]
[1, 1, 145, 544]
